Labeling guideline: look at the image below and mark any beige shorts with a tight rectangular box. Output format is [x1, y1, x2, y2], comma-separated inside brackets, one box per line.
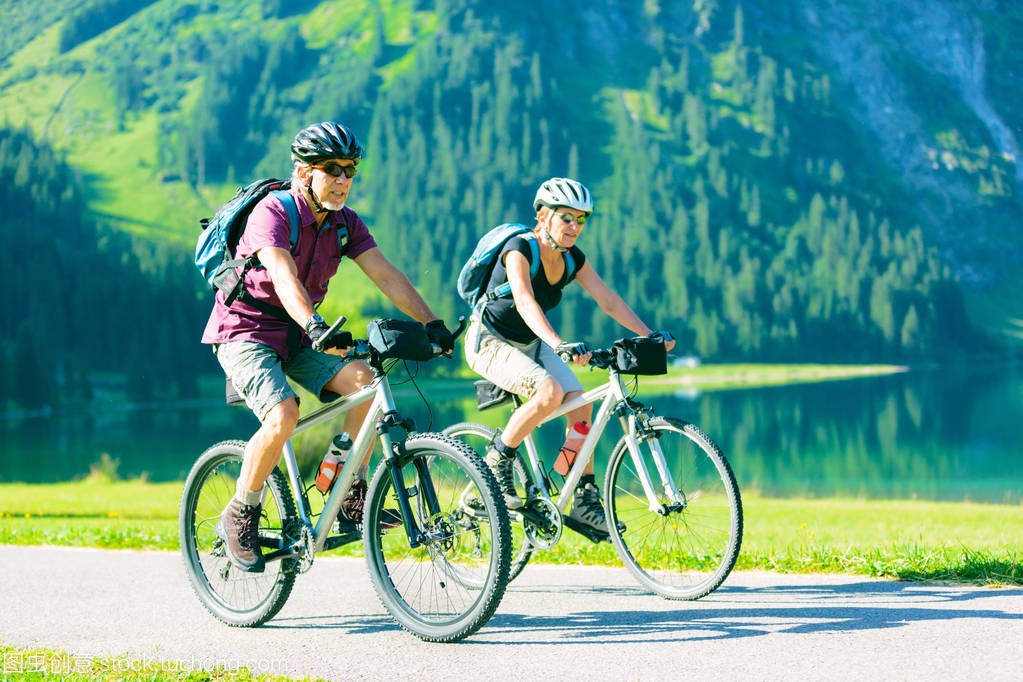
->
[464, 317, 582, 400]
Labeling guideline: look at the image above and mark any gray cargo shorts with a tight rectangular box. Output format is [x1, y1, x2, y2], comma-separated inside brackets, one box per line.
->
[214, 341, 353, 420]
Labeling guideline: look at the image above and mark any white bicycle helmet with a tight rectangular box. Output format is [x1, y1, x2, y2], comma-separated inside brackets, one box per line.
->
[533, 177, 593, 214]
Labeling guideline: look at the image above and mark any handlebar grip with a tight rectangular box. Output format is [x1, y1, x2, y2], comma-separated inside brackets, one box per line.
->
[430, 316, 468, 356]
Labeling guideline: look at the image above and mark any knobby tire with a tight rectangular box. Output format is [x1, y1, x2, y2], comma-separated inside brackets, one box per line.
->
[179, 440, 299, 627]
[363, 433, 511, 642]
[605, 417, 742, 600]
[442, 422, 535, 582]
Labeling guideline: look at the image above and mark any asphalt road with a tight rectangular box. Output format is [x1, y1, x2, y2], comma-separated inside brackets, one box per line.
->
[1, 545, 1021, 681]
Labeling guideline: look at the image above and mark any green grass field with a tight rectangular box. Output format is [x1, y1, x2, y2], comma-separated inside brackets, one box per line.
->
[1, 478, 1019, 585]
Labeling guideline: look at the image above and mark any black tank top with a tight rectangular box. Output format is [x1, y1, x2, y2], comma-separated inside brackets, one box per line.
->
[481, 235, 585, 344]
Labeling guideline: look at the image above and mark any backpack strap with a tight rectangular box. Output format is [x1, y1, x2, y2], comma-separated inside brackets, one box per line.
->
[525, 232, 542, 279]
[229, 190, 302, 319]
[271, 189, 300, 251]
[480, 232, 578, 311]
[334, 220, 349, 254]
[484, 233, 539, 303]
[563, 249, 576, 282]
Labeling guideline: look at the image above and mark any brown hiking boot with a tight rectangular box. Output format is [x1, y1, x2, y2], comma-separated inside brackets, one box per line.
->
[216, 498, 265, 573]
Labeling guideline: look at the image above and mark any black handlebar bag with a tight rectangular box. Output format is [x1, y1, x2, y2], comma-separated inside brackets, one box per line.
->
[613, 337, 668, 376]
[367, 318, 434, 361]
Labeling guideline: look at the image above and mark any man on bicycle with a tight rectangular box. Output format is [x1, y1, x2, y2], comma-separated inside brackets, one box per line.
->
[463, 177, 675, 533]
[201, 121, 454, 572]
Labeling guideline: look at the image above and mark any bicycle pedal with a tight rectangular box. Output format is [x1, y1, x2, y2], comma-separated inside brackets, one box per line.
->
[334, 518, 361, 535]
[323, 529, 362, 551]
[461, 497, 489, 520]
[562, 516, 611, 544]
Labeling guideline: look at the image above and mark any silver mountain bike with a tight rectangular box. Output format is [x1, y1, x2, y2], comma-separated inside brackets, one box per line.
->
[179, 317, 511, 642]
[445, 338, 742, 600]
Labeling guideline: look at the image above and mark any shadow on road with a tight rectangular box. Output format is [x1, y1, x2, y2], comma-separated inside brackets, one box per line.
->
[481, 581, 1023, 644]
[254, 579, 1023, 644]
[263, 613, 399, 635]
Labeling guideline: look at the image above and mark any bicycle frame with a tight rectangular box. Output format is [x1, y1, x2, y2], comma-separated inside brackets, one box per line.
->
[519, 367, 683, 515]
[272, 365, 435, 555]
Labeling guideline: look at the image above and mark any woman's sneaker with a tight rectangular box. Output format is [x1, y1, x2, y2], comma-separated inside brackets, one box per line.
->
[567, 482, 608, 533]
[484, 446, 523, 510]
[339, 479, 401, 529]
[216, 499, 265, 573]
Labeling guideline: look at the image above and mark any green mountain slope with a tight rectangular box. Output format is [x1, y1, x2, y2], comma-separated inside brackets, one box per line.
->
[1, 0, 1020, 361]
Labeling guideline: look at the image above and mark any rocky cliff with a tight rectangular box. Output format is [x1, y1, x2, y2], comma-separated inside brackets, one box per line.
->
[791, 0, 1020, 284]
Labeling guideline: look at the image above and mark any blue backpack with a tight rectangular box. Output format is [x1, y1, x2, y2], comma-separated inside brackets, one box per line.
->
[195, 178, 347, 317]
[456, 223, 575, 308]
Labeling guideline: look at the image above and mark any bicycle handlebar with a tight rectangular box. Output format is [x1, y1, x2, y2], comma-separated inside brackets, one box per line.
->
[557, 335, 667, 371]
[315, 315, 468, 362]
[556, 346, 615, 366]
[431, 316, 468, 355]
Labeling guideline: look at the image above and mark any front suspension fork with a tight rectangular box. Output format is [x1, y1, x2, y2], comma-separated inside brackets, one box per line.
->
[377, 412, 442, 548]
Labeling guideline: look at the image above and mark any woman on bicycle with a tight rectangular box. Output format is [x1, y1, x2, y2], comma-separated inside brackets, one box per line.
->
[464, 177, 675, 533]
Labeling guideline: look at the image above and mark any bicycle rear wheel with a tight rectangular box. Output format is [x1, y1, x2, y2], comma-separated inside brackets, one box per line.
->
[442, 422, 535, 582]
[363, 433, 511, 642]
[605, 417, 742, 600]
[179, 440, 299, 626]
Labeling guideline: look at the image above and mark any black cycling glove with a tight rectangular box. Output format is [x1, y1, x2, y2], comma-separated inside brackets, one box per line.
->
[652, 330, 675, 344]
[425, 319, 455, 353]
[309, 324, 353, 352]
[555, 341, 589, 361]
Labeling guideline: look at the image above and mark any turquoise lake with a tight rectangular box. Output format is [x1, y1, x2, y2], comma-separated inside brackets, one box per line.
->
[3, 365, 1020, 504]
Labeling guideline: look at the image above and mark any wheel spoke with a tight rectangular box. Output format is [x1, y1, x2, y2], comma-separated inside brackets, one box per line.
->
[443, 422, 535, 581]
[363, 433, 510, 642]
[607, 418, 742, 600]
[179, 442, 297, 626]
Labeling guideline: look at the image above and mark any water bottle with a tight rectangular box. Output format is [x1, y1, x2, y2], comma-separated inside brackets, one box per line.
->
[315, 432, 352, 493]
[554, 421, 590, 475]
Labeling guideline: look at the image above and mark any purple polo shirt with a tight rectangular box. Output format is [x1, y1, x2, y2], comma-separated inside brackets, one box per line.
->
[201, 185, 377, 358]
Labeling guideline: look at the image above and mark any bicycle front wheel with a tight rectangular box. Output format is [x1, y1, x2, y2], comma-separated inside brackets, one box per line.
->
[179, 440, 299, 627]
[363, 433, 511, 642]
[605, 417, 742, 600]
[443, 421, 534, 582]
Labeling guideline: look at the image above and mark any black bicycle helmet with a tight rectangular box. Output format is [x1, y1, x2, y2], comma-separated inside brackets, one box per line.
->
[291, 121, 364, 163]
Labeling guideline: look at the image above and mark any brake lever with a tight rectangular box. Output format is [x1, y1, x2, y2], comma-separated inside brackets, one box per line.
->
[312, 315, 348, 353]
[452, 315, 468, 341]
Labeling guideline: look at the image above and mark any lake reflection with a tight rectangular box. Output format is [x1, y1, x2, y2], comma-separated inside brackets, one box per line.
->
[2, 366, 1020, 503]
